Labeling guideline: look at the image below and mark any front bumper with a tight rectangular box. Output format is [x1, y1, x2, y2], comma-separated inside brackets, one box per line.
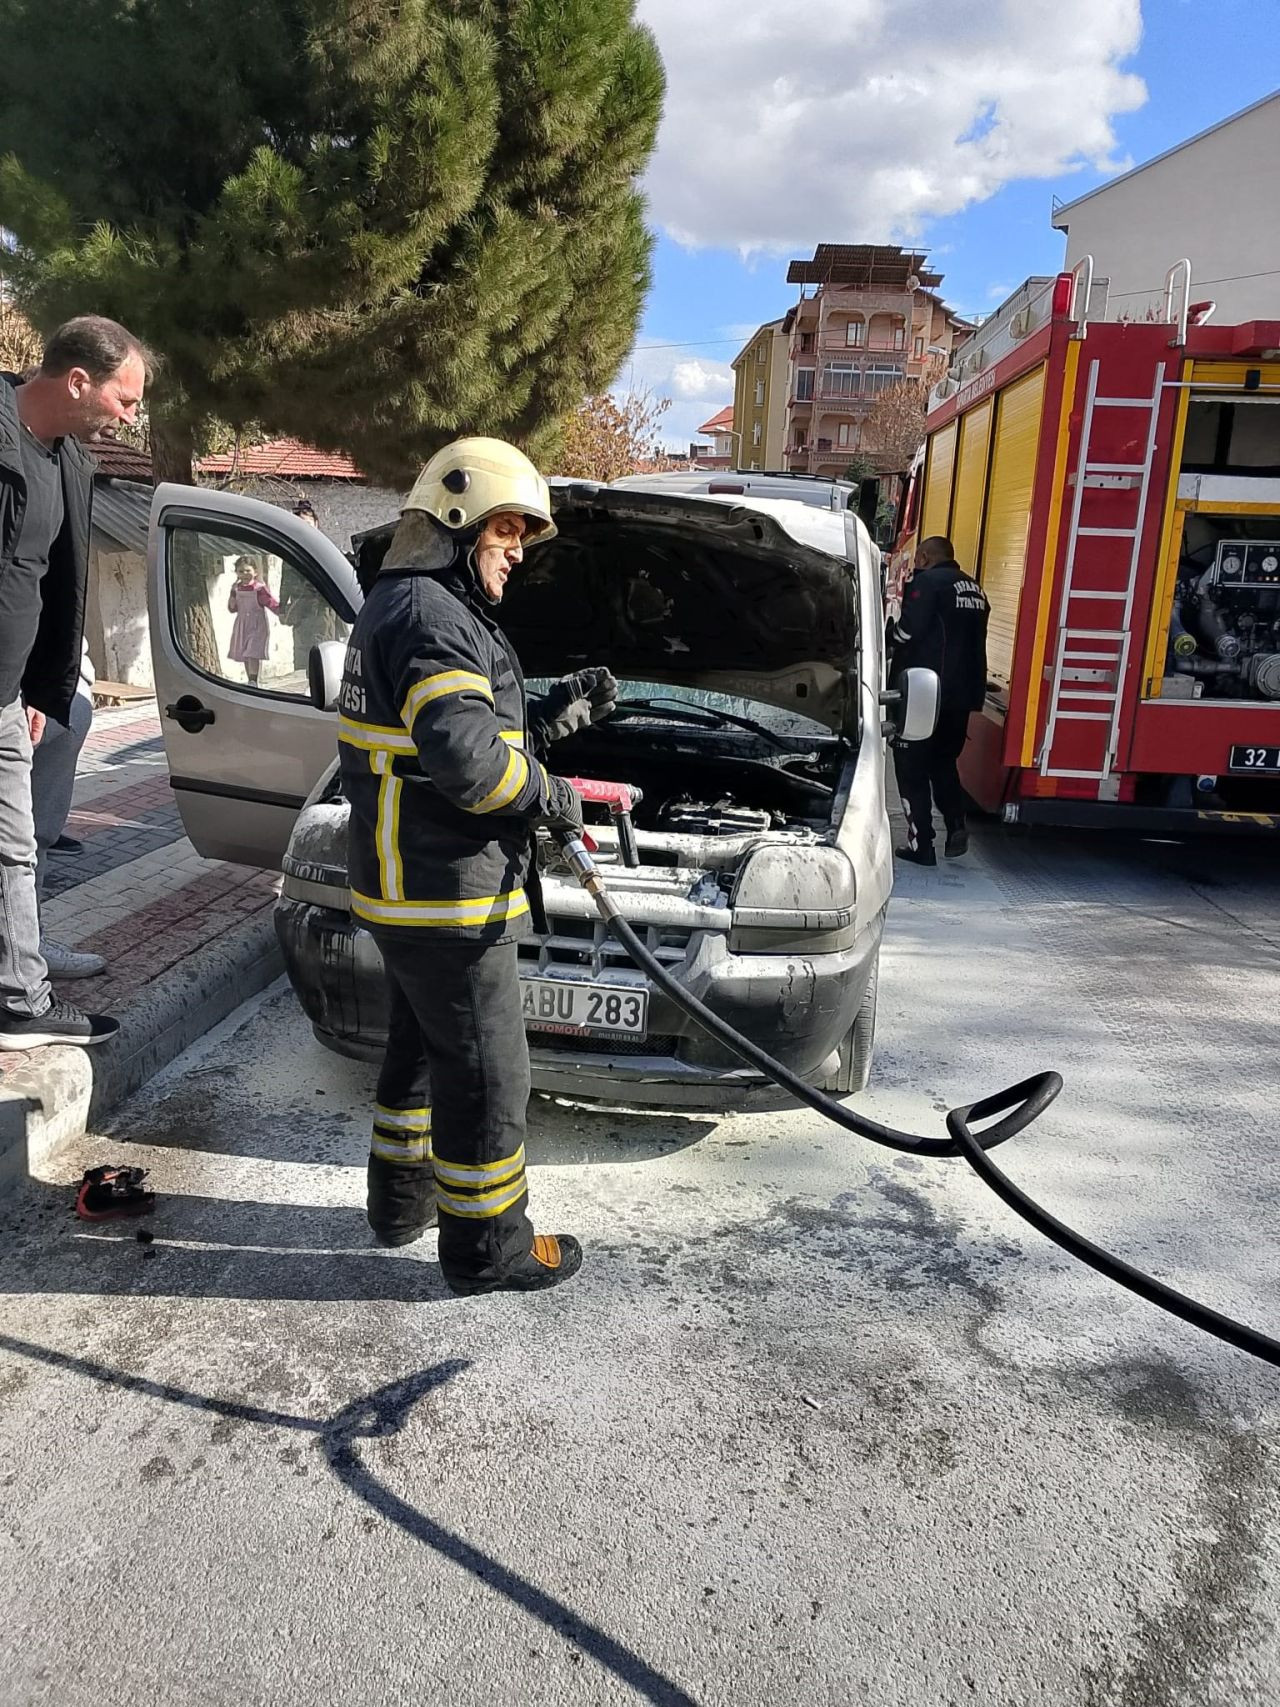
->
[275, 897, 880, 1112]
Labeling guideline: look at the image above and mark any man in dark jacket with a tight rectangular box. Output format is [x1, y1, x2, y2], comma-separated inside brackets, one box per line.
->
[339, 437, 616, 1296]
[891, 534, 990, 866]
[0, 317, 150, 1048]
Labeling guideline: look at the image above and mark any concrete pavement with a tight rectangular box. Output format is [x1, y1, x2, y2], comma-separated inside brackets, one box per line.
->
[0, 822, 1278, 1705]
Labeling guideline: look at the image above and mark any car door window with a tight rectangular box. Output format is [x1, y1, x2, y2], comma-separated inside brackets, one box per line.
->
[168, 525, 352, 699]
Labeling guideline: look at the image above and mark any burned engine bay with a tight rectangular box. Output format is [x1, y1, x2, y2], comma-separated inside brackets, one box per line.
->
[534, 713, 848, 914]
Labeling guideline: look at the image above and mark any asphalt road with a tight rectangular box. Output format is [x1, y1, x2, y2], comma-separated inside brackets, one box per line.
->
[1, 823, 1279, 1707]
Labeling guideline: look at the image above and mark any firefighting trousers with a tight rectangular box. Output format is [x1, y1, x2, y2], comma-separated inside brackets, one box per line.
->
[368, 932, 535, 1287]
[893, 705, 972, 854]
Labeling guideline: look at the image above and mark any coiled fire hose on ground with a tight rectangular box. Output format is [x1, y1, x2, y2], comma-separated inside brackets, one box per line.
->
[551, 821, 1280, 1369]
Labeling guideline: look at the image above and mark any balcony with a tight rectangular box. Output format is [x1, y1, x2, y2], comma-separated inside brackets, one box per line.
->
[819, 333, 910, 354]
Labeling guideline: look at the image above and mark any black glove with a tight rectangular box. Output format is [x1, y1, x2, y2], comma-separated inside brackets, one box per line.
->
[532, 667, 618, 744]
[539, 774, 584, 836]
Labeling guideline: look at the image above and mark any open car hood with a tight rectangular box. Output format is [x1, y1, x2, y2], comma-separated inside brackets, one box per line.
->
[496, 483, 861, 732]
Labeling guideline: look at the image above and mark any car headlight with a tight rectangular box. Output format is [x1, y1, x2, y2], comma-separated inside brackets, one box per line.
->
[728, 844, 856, 953]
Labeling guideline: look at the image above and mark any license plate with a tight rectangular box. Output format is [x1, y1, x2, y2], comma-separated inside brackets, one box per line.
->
[520, 977, 648, 1037]
[1229, 744, 1280, 773]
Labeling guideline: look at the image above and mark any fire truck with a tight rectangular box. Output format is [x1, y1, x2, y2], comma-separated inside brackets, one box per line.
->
[890, 259, 1280, 830]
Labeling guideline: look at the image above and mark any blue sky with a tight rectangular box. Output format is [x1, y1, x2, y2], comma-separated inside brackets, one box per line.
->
[629, 0, 1280, 447]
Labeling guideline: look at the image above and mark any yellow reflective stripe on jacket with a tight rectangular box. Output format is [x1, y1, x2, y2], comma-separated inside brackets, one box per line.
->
[499, 730, 524, 745]
[435, 1175, 530, 1220]
[371, 1131, 432, 1165]
[350, 889, 530, 928]
[372, 751, 404, 900]
[373, 1104, 432, 1131]
[467, 746, 528, 815]
[401, 670, 493, 728]
[338, 716, 416, 754]
[433, 1145, 525, 1189]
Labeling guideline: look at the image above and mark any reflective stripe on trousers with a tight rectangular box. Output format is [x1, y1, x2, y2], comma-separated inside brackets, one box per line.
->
[369, 932, 534, 1284]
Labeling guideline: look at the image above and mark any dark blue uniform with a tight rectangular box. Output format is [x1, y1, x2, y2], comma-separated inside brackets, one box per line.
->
[339, 549, 574, 1282]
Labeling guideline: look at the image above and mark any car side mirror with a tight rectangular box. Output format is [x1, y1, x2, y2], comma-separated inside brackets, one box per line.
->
[879, 667, 940, 742]
[308, 641, 346, 713]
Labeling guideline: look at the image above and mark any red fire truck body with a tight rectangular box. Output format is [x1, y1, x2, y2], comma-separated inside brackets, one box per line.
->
[891, 263, 1280, 831]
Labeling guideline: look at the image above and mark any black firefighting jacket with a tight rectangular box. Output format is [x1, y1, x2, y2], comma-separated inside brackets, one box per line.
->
[338, 549, 561, 943]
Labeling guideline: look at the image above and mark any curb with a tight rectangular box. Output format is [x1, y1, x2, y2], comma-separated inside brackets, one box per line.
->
[0, 913, 284, 1193]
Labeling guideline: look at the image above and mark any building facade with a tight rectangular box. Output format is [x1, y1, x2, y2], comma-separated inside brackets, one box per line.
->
[730, 321, 789, 471]
[1052, 92, 1280, 326]
[779, 245, 969, 479]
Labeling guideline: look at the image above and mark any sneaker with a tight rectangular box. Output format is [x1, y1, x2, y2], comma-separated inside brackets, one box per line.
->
[51, 835, 84, 855]
[894, 844, 937, 867]
[0, 999, 119, 1051]
[944, 826, 970, 859]
[445, 1232, 584, 1297]
[41, 938, 107, 979]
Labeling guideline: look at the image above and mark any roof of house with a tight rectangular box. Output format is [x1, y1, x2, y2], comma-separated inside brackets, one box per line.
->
[195, 437, 365, 481]
[698, 405, 734, 434]
[90, 439, 154, 482]
[1053, 90, 1280, 224]
[93, 480, 150, 555]
[786, 244, 943, 289]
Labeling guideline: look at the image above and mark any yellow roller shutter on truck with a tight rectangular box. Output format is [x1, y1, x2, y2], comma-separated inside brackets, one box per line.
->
[949, 399, 994, 574]
[979, 366, 1046, 689]
[919, 420, 956, 543]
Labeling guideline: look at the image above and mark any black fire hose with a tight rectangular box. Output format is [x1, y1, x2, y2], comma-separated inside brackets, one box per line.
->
[553, 832, 1280, 1368]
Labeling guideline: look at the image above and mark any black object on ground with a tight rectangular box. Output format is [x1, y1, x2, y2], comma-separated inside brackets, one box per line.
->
[75, 1166, 156, 1222]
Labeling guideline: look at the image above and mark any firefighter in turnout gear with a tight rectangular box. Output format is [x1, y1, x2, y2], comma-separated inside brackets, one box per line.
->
[891, 535, 990, 867]
[339, 438, 617, 1294]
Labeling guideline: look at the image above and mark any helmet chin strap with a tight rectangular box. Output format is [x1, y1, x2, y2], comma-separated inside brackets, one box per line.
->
[465, 540, 502, 607]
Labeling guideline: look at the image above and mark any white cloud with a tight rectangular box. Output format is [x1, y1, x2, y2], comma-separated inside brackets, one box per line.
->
[636, 0, 1146, 254]
[669, 357, 736, 400]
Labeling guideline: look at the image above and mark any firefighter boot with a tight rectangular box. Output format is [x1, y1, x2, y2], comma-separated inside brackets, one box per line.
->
[944, 820, 970, 859]
[444, 1233, 584, 1297]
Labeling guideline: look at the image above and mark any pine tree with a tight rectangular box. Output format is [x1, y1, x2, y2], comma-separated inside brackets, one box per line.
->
[0, 0, 664, 482]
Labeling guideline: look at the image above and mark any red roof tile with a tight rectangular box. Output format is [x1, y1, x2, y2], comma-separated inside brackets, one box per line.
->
[91, 439, 154, 482]
[698, 406, 734, 434]
[195, 437, 366, 481]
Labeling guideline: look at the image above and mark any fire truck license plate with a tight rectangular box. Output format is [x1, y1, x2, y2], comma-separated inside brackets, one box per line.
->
[1229, 744, 1280, 773]
[521, 977, 648, 1037]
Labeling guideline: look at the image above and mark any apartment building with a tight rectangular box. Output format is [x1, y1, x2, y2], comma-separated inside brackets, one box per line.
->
[730, 320, 789, 470]
[781, 244, 970, 477]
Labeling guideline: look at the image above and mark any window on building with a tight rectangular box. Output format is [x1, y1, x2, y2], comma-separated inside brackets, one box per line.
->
[754, 379, 765, 407]
[892, 325, 906, 351]
[838, 423, 851, 449]
[795, 367, 815, 401]
[864, 363, 905, 396]
[913, 336, 925, 359]
[793, 429, 808, 450]
[824, 363, 860, 398]
[756, 342, 767, 364]
[799, 332, 815, 353]
[752, 421, 762, 446]
[844, 320, 865, 348]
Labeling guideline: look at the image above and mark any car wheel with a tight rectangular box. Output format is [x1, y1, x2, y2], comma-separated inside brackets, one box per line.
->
[831, 953, 879, 1097]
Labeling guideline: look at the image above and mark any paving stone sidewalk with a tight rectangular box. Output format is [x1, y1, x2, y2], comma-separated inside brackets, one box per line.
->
[0, 702, 285, 1180]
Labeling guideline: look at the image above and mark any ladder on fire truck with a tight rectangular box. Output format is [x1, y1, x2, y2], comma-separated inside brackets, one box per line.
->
[1037, 356, 1167, 783]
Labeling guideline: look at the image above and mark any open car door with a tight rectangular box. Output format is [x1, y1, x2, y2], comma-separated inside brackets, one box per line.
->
[148, 484, 365, 867]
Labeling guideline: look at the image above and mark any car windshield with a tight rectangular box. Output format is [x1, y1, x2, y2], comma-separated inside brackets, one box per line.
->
[525, 678, 832, 740]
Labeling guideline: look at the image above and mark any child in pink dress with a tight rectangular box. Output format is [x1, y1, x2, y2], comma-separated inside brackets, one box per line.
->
[227, 556, 280, 685]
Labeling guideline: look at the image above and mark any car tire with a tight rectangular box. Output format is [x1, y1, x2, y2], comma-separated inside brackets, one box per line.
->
[831, 953, 879, 1097]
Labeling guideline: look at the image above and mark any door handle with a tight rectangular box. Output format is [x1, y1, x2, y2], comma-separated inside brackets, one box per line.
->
[165, 695, 216, 733]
